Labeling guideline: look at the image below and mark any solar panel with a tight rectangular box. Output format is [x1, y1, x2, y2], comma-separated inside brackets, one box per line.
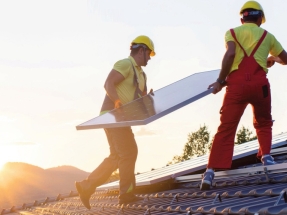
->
[96, 132, 287, 190]
[76, 69, 220, 130]
[175, 163, 287, 183]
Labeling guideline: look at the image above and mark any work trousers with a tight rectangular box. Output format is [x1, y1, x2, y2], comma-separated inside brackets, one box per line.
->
[87, 127, 138, 197]
[207, 71, 273, 169]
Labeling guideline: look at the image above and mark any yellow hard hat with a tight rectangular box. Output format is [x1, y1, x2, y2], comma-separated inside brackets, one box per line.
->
[131, 35, 156, 56]
[240, 1, 266, 23]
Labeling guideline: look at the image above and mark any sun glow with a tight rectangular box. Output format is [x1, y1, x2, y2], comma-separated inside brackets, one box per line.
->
[0, 146, 10, 171]
[0, 157, 8, 171]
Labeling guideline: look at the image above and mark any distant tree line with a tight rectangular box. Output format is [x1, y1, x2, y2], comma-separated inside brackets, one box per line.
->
[168, 124, 257, 165]
[107, 170, 120, 182]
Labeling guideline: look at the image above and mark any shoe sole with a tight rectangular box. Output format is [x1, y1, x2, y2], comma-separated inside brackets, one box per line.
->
[75, 182, 91, 210]
[200, 182, 211, 191]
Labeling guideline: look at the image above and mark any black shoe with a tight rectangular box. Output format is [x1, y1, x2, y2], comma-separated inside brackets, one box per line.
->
[75, 181, 92, 209]
[118, 195, 143, 205]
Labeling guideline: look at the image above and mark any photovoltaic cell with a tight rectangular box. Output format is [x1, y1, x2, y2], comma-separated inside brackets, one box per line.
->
[76, 69, 220, 130]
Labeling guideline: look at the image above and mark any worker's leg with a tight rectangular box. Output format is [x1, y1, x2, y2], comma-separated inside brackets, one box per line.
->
[207, 85, 248, 169]
[86, 128, 120, 188]
[75, 127, 122, 209]
[110, 127, 138, 199]
[87, 127, 137, 197]
[251, 83, 273, 158]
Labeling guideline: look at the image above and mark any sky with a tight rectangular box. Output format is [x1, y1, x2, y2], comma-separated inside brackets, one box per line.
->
[0, 0, 287, 174]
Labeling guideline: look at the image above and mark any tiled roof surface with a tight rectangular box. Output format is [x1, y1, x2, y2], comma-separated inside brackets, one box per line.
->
[2, 135, 287, 215]
[2, 155, 287, 214]
[98, 132, 287, 190]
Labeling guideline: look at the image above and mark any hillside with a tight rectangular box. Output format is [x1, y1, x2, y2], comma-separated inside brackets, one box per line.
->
[0, 162, 90, 209]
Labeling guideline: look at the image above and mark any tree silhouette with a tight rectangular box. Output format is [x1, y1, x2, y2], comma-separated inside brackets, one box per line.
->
[168, 124, 211, 164]
[168, 124, 257, 165]
[235, 125, 257, 145]
[106, 170, 120, 183]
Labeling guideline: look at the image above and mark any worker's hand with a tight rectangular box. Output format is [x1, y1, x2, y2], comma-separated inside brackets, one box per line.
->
[148, 88, 154, 96]
[114, 99, 123, 109]
[267, 56, 275, 68]
[208, 82, 223, 94]
[267, 55, 283, 67]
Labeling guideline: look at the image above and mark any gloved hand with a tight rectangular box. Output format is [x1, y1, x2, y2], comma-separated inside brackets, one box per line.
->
[114, 99, 122, 109]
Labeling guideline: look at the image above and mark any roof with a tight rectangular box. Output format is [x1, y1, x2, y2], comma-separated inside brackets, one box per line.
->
[97, 132, 287, 190]
[1, 132, 287, 215]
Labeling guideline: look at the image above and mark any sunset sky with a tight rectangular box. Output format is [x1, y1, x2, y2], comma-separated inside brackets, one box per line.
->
[0, 0, 287, 174]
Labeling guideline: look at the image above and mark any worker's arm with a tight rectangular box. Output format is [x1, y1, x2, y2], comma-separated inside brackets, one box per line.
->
[208, 41, 236, 94]
[104, 69, 125, 108]
[267, 50, 287, 66]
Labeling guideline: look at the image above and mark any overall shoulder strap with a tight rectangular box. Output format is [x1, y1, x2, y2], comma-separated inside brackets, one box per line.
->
[129, 59, 139, 87]
[230, 29, 248, 57]
[250, 30, 267, 56]
[142, 72, 147, 93]
[129, 59, 147, 99]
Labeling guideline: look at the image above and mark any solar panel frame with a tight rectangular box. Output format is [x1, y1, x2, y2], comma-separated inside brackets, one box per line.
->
[175, 163, 287, 183]
[76, 69, 220, 130]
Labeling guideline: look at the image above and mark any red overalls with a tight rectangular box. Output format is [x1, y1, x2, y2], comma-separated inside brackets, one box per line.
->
[207, 29, 273, 169]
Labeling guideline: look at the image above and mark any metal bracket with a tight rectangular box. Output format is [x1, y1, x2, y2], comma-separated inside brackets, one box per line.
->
[170, 194, 179, 205]
[247, 171, 261, 176]
[263, 167, 270, 182]
[143, 196, 150, 203]
[144, 209, 151, 215]
[96, 206, 104, 213]
[117, 207, 125, 215]
[212, 193, 222, 204]
[274, 190, 287, 206]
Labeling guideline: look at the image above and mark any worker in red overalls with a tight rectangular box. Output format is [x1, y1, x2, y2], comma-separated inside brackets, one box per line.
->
[200, 1, 287, 190]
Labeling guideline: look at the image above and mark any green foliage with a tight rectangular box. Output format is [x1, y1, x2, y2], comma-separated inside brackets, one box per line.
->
[106, 170, 120, 183]
[167, 155, 183, 165]
[235, 126, 257, 145]
[168, 124, 258, 165]
[168, 124, 211, 164]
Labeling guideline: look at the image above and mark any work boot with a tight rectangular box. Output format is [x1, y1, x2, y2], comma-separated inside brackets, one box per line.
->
[261, 155, 277, 165]
[200, 170, 214, 191]
[118, 194, 143, 205]
[75, 181, 95, 209]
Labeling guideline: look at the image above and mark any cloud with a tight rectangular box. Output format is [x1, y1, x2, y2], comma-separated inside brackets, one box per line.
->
[135, 127, 156, 136]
